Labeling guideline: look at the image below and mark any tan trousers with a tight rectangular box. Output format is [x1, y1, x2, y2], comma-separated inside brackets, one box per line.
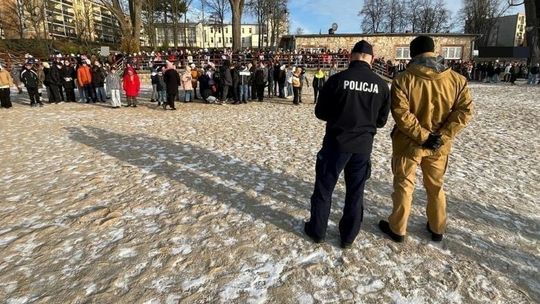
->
[388, 154, 449, 236]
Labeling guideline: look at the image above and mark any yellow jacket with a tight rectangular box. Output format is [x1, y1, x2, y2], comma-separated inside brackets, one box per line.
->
[391, 53, 473, 158]
[0, 69, 13, 88]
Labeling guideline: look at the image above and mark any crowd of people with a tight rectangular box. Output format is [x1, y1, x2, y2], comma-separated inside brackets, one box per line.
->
[382, 58, 539, 85]
[0, 47, 538, 110]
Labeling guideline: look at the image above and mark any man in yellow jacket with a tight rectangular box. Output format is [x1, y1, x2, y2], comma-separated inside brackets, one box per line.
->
[379, 35, 473, 242]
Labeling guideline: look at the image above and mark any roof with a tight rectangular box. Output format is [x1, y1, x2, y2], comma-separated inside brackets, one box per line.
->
[284, 33, 479, 39]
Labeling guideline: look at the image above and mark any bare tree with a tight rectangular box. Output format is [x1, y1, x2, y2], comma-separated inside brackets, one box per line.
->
[359, 0, 387, 33]
[295, 27, 304, 35]
[270, 0, 288, 47]
[522, 0, 539, 64]
[203, 0, 229, 48]
[73, 0, 94, 44]
[246, 0, 271, 48]
[1, 0, 26, 39]
[21, 0, 46, 39]
[385, 0, 407, 33]
[142, 0, 160, 48]
[459, 0, 510, 46]
[183, 0, 194, 47]
[99, 0, 143, 53]
[413, 0, 451, 33]
[229, 0, 245, 51]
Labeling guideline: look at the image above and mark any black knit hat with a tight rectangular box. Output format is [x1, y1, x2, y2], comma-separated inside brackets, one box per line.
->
[410, 35, 435, 58]
[352, 40, 373, 56]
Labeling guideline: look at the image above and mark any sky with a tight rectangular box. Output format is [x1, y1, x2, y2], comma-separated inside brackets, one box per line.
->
[187, 0, 524, 34]
[287, 0, 525, 34]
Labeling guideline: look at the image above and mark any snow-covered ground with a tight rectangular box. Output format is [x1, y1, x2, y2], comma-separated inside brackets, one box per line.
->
[0, 82, 538, 303]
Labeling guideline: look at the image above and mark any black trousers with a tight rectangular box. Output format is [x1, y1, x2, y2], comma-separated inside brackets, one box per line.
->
[58, 84, 65, 101]
[27, 87, 40, 105]
[0, 88, 11, 108]
[278, 82, 285, 98]
[251, 84, 257, 100]
[306, 148, 371, 244]
[222, 85, 231, 100]
[167, 92, 177, 109]
[84, 85, 96, 102]
[293, 87, 302, 104]
[314, 88, 320, 103]
[268, 80, 274, 97]
[256, 85, 265, 101]
[49, 85, 61, 103]
[64, 85, 76, 102]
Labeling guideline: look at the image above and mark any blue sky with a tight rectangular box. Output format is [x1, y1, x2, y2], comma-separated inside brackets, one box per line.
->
[287, 0, 524, 34]
[187, 0, 524, 33]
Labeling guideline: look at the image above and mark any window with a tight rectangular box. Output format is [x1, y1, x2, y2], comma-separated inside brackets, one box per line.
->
[211, 37, 214, 43]
[395, 46, 410, 60]
[218, 28, 221, 33]
[230, 37, 233, 43]
[210, 28, 213, 33]
[226, 27, 228, 33]
[249, 27, 252, 34]
[219, 37, 222, 43]
[242, 28, 244, 34]
[441, 46, 462, 60]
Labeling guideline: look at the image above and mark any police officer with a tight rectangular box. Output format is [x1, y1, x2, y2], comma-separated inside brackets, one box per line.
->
[304, 40, 391, 249]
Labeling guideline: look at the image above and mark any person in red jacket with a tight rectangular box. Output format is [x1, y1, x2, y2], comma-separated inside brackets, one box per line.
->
[123, 67, 140, 107]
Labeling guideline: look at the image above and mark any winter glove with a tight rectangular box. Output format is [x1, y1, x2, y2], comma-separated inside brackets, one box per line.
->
[422, 133, 443, 150]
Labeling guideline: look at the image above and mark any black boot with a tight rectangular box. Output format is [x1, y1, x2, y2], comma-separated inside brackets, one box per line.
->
[426, 222, 443, 242]
[304, 222, 325, 244]
[378, 220, 404, 243]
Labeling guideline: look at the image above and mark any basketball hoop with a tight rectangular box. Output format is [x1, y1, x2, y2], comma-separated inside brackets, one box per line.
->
[508, 0, 524, 6]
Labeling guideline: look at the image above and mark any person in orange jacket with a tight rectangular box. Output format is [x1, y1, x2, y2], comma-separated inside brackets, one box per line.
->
[77, 60, 94, 103]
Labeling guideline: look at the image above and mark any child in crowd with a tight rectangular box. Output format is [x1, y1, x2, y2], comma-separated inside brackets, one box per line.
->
[106, 67, 121, 108]
[157, 69, 166, 106]
[122, 67, 140, 107]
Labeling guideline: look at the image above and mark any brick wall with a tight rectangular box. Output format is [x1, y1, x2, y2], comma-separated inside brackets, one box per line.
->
[294, 34, 475, 62]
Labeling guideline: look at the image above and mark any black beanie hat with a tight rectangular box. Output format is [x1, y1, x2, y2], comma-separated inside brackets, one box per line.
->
[352, 40, 373, 56]
[410, 35, 435, 58]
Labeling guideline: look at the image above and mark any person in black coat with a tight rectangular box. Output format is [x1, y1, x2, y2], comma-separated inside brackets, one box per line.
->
[277, 65, 286, 98]
[163, 63, 180, 110]
[48, 62, 63, 103]
[267, 61, 274, 98]
[62, 60, 76, 102]
[273, 62, 281, 96]
[253, 62, 267, 102]
[20, 62, 43, 107]
[231, 63, 241, 104]
[249, 62, 257, 100]
[220, 60, 233, 102]
[92, 62, 107, 102]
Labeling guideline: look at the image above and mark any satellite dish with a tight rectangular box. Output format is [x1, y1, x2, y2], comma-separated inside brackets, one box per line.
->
[332, 23, 338, 32]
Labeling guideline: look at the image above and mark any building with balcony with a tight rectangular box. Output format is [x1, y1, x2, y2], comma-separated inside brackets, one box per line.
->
[0, 0, 119, 43]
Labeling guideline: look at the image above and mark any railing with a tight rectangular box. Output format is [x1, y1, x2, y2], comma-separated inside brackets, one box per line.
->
[122, 53, 353, 71]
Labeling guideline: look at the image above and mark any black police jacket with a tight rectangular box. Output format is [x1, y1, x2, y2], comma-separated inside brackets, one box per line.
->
[315, 60, 390, 154]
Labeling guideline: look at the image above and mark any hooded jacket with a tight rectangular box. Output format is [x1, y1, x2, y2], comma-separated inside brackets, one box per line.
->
[391, 52, 473, 158]
[122, 68, 140, 97]
[0, 67, 13, 88]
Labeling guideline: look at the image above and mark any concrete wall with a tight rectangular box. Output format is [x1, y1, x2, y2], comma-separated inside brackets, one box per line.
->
[292, 34, 476, 61]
